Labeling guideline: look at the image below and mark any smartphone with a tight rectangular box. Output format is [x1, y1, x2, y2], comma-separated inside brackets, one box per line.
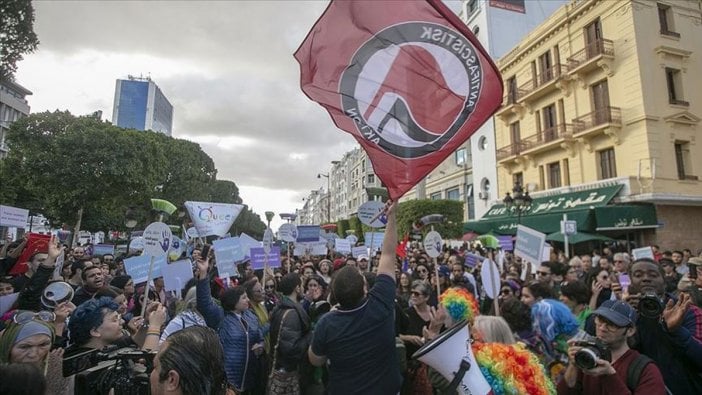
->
[618, 273, 631, 293]
[201, 244, 211, 259]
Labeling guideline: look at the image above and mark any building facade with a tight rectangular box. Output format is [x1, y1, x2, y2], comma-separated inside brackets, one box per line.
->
[0, 79, 32, 159]
[112, 76, 173, 136]
[484, 0, 702, 249]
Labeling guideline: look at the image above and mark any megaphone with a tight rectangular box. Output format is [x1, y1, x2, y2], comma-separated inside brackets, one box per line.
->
[412, 320, 492, 395]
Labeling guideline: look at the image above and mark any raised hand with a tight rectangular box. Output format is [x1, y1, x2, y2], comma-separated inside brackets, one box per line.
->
[196, 257, 209, 280]
[663, 293, 692, 331]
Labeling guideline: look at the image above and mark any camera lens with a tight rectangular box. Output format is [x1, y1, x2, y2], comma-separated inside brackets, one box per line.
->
[574, 348, 598, 370]
[639, 294, 663, 319]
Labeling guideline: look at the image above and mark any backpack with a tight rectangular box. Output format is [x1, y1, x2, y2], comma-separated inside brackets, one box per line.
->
[626, 353, 652, 391]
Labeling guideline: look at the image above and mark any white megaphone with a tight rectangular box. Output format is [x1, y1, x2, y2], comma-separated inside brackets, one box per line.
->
[412, 320, 492, 395]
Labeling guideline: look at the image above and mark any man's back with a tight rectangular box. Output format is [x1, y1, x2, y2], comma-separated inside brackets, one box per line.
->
[311, 273, 401, 394]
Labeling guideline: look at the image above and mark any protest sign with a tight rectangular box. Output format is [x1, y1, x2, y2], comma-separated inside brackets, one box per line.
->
[0, 293, 19, 315]
[213, 237, 245, 274]
[311, 240, 328, 256]
[514, 225, 546, 267]
[364, 232, 384, 252]
[168, 237, 185, 261]
[335, 238, 351, 253]
[53, 254, 65, 280]
[129, 237, 145, 251]
[497, 236, 513, 251]
[184, 201, 244, 237]
[358, 201, 387, 228]
[293, 243, 309, 257]
[161, 259, 194, 293]
[346, 234, 358, 246]
[294, 0, 502, 200]
[297, 225, 321, 243]
[423, 231, 443, 259]
[239, 233, 262, 258]
[464, 252, 484, 268]
[0, 205, 29, 228]
[250, 247, 281, 270]
[632, 246, 654, 261]
[480, 259, 501, 299]
[263, 229, 274, 254]
[93, 244, 115, 257]
[143, 222, 172, 257]
[278, 223, 298, 243]
[124, 255, 164, 284]
[541, 243, 552, 262]
[352, 246, 368, 258]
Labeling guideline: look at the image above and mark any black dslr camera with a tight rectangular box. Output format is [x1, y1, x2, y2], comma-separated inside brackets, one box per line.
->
[639, 292, 665, 319]
[574, 339, 612, 370]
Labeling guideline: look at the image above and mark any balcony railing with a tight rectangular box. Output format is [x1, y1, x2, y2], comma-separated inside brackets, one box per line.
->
[518, 64, 565, 100]
[572, 106, 621, 133]
[567, 38, 614, 71]
[502, 88, 527, 106]
[496, 123, 574, 161]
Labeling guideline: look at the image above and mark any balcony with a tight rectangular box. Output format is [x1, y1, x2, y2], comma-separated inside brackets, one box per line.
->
[496, 123, 574, 162]
[567, 38, 615, 79]
[519, 64, 567, 103]
[572, 106, 622, 146]
[495, 88, 528, 122]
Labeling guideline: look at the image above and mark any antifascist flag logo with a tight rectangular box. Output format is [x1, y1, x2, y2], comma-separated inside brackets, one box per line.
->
[295, 0, 503, 200]
[341, 23, 483, 159]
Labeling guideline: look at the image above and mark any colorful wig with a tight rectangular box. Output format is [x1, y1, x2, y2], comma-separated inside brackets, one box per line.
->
[440, 287, 480, 323]
[472, 342, 556, 395]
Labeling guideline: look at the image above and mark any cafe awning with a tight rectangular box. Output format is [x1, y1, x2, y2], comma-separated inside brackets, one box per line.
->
[546, 231, 613, 244]
[464, 209, 595, 236]
[595, 204, 658, 231]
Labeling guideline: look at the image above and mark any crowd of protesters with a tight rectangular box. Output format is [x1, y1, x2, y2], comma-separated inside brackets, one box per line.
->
[0, 206, 701, 394]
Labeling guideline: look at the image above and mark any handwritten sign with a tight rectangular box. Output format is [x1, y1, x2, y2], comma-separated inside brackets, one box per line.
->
[143, 222, 172, 257]
[250, 247, 281, 270]
[514, 225, 546, 267]
[335, 238, 351, 253]
[0, 205, 29, 228]
[124, 255, 165, 284]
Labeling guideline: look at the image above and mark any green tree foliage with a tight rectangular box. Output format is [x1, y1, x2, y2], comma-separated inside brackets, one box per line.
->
[397, 199, 464, 239]
[0, 111, 265, 234]
[231, 206, 266, 239]
[336, 219, 349, 238]
[1, 0, 39, 80]
[348, 215, 364, 243]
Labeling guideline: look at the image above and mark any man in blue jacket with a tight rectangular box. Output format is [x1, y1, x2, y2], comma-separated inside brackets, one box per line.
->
[626, 258, 702, 394]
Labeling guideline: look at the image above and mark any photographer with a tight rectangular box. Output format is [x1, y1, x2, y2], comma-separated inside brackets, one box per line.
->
[625, 258, 702, 394]
[558, 300, 665, 394]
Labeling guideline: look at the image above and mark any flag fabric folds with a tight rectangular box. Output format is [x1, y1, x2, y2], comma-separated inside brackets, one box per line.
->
[295, 0, 503, 200]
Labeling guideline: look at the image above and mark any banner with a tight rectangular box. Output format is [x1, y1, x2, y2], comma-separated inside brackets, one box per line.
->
[296, 225, 321, 243]
[93, 244, 115, 257]
[489, 0, 525, 14]
[335, 238, 352, 253]
[184, 201, 244, 237]
[250, 247, 282, 270]
[0, 205, 29, 228]
[212, 237, 245, 274]
[295, 0, 502, 200]
[124, 255, 165, 284]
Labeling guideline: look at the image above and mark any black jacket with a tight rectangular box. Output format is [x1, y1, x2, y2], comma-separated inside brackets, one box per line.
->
[16, 265, 54, 312]
[269, 295, 312, 372]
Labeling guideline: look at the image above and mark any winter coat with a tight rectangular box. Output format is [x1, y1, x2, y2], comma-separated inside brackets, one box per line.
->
[269, 295, 312, 372]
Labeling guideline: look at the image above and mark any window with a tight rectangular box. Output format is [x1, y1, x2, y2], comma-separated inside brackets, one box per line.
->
[447, 187, 460, 201]
[666, 68, 687, 106]
[513, 172, 524, 188]
[584, 18, 603, 58]
[598, 148, 617, 179]
[538, 51, 553, 84]
[591, 80, 611, 123]
[430, 192, 442, 200]
[658, 3, 680, 37]
[542, 104, 557, 141]
[467, 0, 479, 15]
[563, 159, 570, 186]
[367, 174, 375, 184]
[548, 162, 561, 188]
[507, 76, 518, 104]
[538, 165, 545, 190]
[455, 148, 468, 165]
[675, 141, 696, 180]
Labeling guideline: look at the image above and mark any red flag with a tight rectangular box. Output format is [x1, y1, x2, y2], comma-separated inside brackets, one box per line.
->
[295, 0, 503, 200]
[396, 233, 409, 258]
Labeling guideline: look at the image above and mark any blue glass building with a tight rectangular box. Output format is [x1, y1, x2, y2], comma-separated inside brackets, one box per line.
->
[112, 77, 173, 136]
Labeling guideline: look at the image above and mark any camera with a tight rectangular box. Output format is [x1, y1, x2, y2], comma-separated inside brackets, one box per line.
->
[574, 339, 611, 370]
[63, 346, 156, 395]
[639, 292, 665, 319]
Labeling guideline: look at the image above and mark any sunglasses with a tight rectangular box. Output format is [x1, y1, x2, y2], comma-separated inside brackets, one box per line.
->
[411, 291, 426, 296]
[14, 310, 55, 325]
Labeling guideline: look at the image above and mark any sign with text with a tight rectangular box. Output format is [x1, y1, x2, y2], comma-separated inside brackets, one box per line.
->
[352, 246, 368, 258]
[143, 222, 172, 257]
[124, 255, 165, 284]
[358, 200, 387, 228]
[184, 201, 244, 237]
[423, 230, 443, 259]
[296, 225, 321, 243]
[364, 232, 384, 252]
[213, 237, 245, 274]
[239, 233, 262, 258]
[250, 246, 282, 270]
[278, 223, 298, 243]
[93, 244, 115, 257]
[632, 246, 654, 261]
[514, 225, 546, 266]
[0, 205, 29, 228]
[335, 238, 351, 253]
[161, 259, 194, 293]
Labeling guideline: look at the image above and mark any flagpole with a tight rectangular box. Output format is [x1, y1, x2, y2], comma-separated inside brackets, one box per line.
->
[432, 225, 440, 297]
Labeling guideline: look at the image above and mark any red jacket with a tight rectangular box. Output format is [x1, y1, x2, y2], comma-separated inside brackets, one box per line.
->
[557, 349, 666, 395]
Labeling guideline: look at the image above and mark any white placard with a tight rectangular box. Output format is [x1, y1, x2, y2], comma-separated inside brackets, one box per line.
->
[357, 201, 387, 228]
[0, 205, 29, 228]
[632, 246, 654, 261]
[514, 225, 546, 266]
[161, 259, 194, 292]
[352, 246, 368, 258]
[239, 233, 262, 257]
[335, 238, 351, 253]
[184, 201, 244, 237]
[263, 228, 274, 254]
[480, 259, 501, 299]
[129, 236, 145, 251]
[278, 223, 298, 243]
[124, 255, 165, 284]
[423, 230, 443, 258]
[186, 227, 199, 238]
[143, 222, 172, 257]
[346, 234, 358, 245]
[541, 243, 552, 262]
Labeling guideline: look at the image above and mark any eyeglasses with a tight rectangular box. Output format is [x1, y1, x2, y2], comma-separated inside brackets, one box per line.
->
[14, 311, 56, 325]
[411, 291, 426, 297]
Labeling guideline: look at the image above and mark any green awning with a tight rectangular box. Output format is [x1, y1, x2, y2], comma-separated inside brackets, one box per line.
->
[464, 209, 595, 236]
[546, 231, 613, 244]
[595, 204, 658, 231]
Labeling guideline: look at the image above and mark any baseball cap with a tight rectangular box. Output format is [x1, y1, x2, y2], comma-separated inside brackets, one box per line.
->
[357, 254, 369, 261]
[688, 257, 702, 266]
[593, 300, 637, 327]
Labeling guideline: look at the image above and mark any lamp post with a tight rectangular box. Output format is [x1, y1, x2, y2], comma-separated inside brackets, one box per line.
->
[317, 173, 330, 224]
[265, 211, 275, 229]
[124, 206, 138, 255]
[502, 182, 533, 225]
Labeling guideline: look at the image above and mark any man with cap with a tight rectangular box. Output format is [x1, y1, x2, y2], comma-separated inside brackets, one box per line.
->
[559, 300, 666, 394]
[357, 254, 369, 272]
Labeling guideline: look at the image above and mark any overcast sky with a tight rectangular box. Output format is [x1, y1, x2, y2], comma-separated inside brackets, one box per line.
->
[16, 0, 461, 231]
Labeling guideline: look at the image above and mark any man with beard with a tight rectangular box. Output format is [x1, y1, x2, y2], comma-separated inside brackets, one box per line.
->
[625, 258, 702, 394]
[72, 265, 105, 306]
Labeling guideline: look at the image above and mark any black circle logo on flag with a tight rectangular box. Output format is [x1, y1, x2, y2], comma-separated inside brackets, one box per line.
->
[340, 22, 483, 159]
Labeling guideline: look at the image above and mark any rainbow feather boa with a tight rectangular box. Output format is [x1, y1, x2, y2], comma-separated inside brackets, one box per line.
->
[439, 287, 480, 323]
[472, 342, 556, 395]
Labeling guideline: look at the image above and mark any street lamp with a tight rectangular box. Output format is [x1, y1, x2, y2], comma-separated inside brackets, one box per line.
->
[125, 206, 138, 254]
[265, 211, 275, 229]
[503, 182, 532, 224]
[317, 173, 330, 224]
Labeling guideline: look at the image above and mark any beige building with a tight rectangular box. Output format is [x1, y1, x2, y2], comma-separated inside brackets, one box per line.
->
[487, 0, 702, 249]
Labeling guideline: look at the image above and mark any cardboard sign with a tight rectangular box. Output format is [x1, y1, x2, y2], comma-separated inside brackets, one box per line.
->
[423, 230, 443, 259]
[184, 201, 244, 237]
[632, 246, 654, 261]
[514, 225, 546, 266]
[297, 225, 321, 243]
[480, 259, 501, 299]
[143, 222, 172, 257]
[352, 246, 368, 258]
[250, 247, 281, 270]
[0, 205, 29, 228]
[213, 237, 245, 274]
[346, 234, 358, 245]
[161, 259, 194, 292]
[93, 244, 115, 257]
[358, 200, 387, 228]
[364, 232, 384, 252]
[335, 238, 351, 253]
[239, 233, 262, 258]
[278, 223, 298, 243]
[124, 255, 164, 284]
